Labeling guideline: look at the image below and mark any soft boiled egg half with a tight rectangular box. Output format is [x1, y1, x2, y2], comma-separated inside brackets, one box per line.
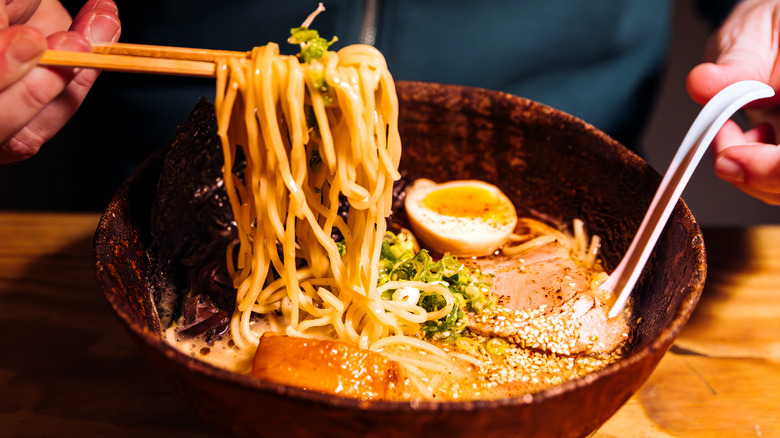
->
[404, 179, 518, 257]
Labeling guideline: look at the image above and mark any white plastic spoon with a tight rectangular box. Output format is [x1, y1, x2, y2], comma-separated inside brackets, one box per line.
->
[605, 80, 774, 319]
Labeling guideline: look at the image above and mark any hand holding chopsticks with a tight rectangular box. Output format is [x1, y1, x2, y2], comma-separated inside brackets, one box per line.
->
[1, 0, 122, 164]
[39, 42, 250, 78]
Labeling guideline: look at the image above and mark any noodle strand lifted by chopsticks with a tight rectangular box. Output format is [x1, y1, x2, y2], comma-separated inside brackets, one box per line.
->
[215, 41, 455, 352]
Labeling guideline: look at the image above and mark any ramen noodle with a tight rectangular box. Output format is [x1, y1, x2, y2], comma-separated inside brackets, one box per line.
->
[163, 9, 631, 401]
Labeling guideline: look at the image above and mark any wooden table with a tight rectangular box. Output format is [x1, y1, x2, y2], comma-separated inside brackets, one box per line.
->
[1, 212, 778, 437]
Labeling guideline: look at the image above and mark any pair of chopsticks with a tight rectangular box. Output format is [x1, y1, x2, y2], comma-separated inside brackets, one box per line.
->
[39, 42, 249, 77]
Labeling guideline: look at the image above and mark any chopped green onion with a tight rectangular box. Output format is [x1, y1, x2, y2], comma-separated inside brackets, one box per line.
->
[377, 231, 495, 340]
[486, 337, 507, 356]
[288, 27, 338, 64]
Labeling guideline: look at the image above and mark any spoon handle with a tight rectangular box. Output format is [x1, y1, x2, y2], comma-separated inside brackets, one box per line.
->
[606, 80, 774, 318]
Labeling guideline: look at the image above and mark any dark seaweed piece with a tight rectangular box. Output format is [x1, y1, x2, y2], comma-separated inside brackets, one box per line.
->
[148, 98, 239, 327]
[179, 294, 231, 342]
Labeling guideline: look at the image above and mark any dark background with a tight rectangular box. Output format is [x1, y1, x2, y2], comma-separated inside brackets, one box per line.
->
[0, 0, 775, 224]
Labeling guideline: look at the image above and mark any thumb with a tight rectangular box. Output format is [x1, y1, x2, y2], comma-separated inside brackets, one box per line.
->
[0, 25, 47, 92]
[686, 61, 772, 105]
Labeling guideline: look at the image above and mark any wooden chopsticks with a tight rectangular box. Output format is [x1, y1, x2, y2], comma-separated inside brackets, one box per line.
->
[39, 42, 249, 78]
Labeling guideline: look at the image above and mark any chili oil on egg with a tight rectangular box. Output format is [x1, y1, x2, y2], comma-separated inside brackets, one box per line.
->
[404, 179, 518, 257]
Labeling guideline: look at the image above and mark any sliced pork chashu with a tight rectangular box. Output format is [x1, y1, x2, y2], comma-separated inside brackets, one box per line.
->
[465, 241, 629, 354]
[466, 240, 589, 310]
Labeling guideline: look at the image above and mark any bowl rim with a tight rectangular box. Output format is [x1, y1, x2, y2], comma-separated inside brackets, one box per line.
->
[94, 80, 706, 412]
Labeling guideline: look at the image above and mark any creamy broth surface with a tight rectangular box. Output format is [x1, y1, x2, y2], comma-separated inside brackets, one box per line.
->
[165, 225, 631, 402]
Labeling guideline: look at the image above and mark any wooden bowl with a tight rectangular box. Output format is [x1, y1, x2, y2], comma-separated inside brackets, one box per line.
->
[94, 81, 705, 438]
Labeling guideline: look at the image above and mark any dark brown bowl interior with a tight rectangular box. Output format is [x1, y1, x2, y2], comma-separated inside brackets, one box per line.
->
[94, 81, 705, 438]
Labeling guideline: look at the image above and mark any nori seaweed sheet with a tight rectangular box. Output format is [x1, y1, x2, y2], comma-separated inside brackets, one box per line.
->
[148, 98, 239, 328]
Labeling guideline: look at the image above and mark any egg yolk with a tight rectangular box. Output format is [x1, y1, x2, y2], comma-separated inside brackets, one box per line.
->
[423, 186, 513, 224]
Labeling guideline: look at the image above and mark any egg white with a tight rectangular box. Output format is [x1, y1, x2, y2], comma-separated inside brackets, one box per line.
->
[404, 179, 518, 257]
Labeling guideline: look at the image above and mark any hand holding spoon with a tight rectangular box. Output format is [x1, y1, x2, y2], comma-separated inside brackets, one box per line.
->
[605, 80, 774, 318]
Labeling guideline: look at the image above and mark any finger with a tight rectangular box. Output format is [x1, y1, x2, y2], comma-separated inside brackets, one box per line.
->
[0, 25, 47, 91]
[741, 121, 775, 144]
[72, 0, 119, 25]
[713, 143, 780, 191]
[686, 60, 780, 109]
[710, 120, 775, 156]
[687, 62, 759, 105]
[0, 2, 120, 162]
[69, 0, 120, 44]
[0, 31, 88, 162]
[724, 181, 780, 205]
[710, 120, 748, 155]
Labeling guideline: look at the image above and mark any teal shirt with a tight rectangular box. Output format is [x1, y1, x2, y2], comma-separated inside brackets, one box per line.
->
[2, 0, 678, 209]
[374, 1, 673, 145]
[111, 0, 673, 145]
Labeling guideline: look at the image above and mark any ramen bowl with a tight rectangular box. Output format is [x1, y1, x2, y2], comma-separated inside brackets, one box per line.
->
[94, 81, 705, 438]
